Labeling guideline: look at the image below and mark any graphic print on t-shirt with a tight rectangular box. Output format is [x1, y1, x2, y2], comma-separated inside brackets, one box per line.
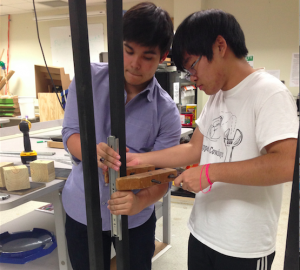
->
[204, 112, 243, 162]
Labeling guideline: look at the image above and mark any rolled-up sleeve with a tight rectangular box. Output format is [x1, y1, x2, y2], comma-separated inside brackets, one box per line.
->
[62, 79, 80, 155]
[153, 102, 181, 151]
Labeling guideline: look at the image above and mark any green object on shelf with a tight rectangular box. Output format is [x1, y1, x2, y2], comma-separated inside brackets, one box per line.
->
[0, 99, 15, 104]
[0, 112, 17, 117]
[0, 102, 17, 109]
[0, 61, 5, 69]
[0, 108, 16, 112]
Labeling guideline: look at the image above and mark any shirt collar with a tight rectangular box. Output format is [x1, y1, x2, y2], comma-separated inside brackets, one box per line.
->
[124, 76, 156, 103]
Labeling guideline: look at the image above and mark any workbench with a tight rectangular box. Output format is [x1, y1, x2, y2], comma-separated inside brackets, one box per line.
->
[0, 118, 10, 127]
[0, 120, 193, 269]
[0, 115, 39, 128]
[0, 120, 70, 270]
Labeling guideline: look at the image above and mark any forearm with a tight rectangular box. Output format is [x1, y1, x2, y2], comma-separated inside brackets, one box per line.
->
[210, 150, 295, 186]
[135, 183, 169, 211]
[137, 128, 204, 169]
[66, 133, 82, 161]
[139, 143, 199, 168]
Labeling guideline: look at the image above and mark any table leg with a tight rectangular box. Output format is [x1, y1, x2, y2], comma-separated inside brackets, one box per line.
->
[52, 191, 71, 270]
[162, 190, 171, 245]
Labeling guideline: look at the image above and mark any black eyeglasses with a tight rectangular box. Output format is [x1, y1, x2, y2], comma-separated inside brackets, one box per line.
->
[184, 56, 202, 80]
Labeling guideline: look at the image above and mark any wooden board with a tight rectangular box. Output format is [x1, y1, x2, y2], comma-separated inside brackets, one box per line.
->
[0, 95, 18, 104]
[38, 93, 64, 122]
[0, 182, 46, 195]
[30, 160, 55, 182]
[116, 168, 177, 190]
[153, 241, 169, 256]
[0, 162, 14, 187]
[104, 164, 156, 183]
[56, 176, 67, 180]
[35, 65, 71, 98]
[26, 167, 71, 180]
[126, 164, 155, 175]
[47, 140, 64, 149]
[3, 165, 30, 191]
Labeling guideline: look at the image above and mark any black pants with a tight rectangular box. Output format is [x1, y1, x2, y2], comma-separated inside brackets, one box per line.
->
[65, 211, 156, 270]
[188, 233, 275, 270]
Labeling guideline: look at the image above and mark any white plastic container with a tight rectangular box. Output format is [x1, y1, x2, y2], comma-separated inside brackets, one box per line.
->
[18, 96, 35, 119]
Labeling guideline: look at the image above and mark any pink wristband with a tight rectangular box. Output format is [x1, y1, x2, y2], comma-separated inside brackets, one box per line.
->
[200, 164, 213, 194]
[200, 165, 209, 194]
[205, 164, 213, 186]
[205, 163, 212, 193]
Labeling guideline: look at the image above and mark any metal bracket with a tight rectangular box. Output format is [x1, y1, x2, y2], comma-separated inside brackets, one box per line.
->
[107, 135, 122, 240]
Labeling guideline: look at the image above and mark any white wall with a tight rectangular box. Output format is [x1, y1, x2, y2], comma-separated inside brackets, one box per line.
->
[197, 0, 299, 113]
[0, 0, 298, 111]
[173, 0, 201, 29]
[0, 0, 174, 97]
[0, 4, 107, 97]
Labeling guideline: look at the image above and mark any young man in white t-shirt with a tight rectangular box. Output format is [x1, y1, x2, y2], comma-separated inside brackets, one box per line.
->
[97, 9, 299, 270]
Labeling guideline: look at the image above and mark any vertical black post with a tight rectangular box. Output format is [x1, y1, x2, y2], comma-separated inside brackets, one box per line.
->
[68, 0, 104, 269]
[283, 129, 299, 270]
[106, 0, 130, 269]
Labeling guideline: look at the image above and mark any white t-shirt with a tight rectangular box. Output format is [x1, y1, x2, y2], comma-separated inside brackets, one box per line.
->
[190, 69, 299, 258]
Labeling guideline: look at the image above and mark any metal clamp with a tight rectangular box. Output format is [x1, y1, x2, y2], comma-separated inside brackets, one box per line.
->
[107, 136, 122, 240]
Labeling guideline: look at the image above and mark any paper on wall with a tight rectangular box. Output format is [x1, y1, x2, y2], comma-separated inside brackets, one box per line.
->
[289, 53, 299, 87]
[173, 82, 180, 104]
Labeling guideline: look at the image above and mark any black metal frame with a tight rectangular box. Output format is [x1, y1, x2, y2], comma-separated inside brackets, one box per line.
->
[106, 1, 130, 268]
[283, 129, 299, 270]
[68, 0, 129, 269]
[68, 0, 104, 269]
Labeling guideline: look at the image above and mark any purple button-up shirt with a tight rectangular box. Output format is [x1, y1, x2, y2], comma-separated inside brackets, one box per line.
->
[62, 63, 181, 230]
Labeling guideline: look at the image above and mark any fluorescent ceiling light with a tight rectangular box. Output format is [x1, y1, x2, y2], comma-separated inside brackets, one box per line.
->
[33, 10, 106, 21]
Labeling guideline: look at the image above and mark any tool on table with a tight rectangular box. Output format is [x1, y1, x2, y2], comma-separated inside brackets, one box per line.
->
[0, 193, 10, 200]
[19, 119, 37, 164]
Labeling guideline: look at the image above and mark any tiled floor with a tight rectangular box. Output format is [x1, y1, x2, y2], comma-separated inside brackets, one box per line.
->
[0, 182, 293, 270]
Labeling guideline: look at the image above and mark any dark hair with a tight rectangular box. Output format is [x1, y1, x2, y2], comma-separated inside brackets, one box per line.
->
[173, 9, 248, 71]
[123, 2, 173, 58]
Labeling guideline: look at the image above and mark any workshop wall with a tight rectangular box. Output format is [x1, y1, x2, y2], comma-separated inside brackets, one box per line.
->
[0, 0, 298, 112]
[0, 0, 173, 98]
[196, 0, 299, 113]
[0, 3, 108, 98]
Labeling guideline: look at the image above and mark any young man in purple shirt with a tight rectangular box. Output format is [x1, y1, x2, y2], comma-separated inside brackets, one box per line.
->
[62, 2, 181, 270]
